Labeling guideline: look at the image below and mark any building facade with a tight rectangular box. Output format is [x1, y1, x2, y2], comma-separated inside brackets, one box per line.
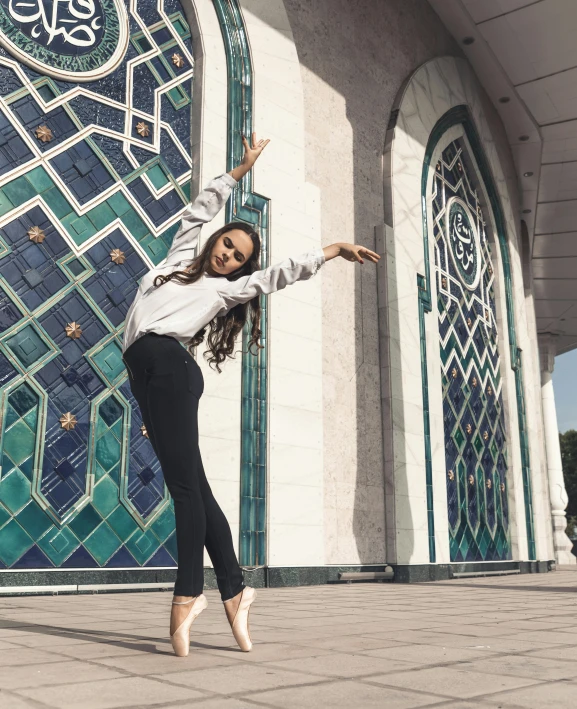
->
[0, 0, 573, 594]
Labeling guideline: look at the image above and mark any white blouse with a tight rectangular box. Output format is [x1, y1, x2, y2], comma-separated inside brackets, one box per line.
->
[122, 173, 326, 354]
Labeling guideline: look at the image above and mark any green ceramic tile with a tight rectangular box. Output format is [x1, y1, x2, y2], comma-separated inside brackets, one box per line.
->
[3, 403, 19, 430]
[108, 463, 120, 486]
[0, 189, 14, 216]
[0, 519, 33, 566]
[95, 433, 121, 472]
[146, 165, 169, 190]
[26, 166, 54, 194]
[106, 504, 139, 541]
[164, 531, 177, 561]
[141, 233, 167, 262]
[6, 325, 50, 368]
[37, 526, 79, 565]
[92, 341, 125, 384]
[125, 527, 157, 564]
[0, 469, 31, 514]
[94, 461, 108, 483]
[63, 215, 97, 244]
[0, 502, 11, 528]
[3, 418, 36, 466]
[68, 503, 102, 541]
[92, 476, 119, 518]
[83, 521, 121, 565]
[1, 453, 14, 477]
[180, 181, 191, 201]
[3, 176, 36, 206]
[86, 202, 116, 231]
[43, 187, 73, 219]
[150, 505, 175, 542]
[120, 209, 148, 239]
[16, 499, 53, 540]
[108, 191, 131, 217]
[22, 407, 38, 429]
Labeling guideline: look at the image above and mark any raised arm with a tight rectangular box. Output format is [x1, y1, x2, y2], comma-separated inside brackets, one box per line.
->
[163, 133, 270, 268]
[163, 173, 237, 267]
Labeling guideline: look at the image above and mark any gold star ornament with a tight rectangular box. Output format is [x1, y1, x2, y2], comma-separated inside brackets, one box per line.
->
[486, 479, 492, 490]
[447, 470, 455, 481]
[136, 121, 150, 137]
[140, 424, 149, 438]
[172, 53, 185, 68]
[65, 322, 82, 339]
[35, 125, 53, 142]
[59, 412, 77, 430]
[468, 475, 474, 486]
[27, 226, 46, 243]
[110, 248, 125, 264]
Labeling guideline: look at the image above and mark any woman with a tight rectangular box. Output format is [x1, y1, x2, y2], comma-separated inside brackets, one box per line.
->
[121, 134, 380, 657]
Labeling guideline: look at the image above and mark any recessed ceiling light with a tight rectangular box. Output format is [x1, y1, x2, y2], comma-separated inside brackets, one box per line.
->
[523, 172, 534, 177]
[519, 135, 530, 142]
[522, 209, 532, 214]
[462, 36, 475, 45]
[498, 97, 510, 104]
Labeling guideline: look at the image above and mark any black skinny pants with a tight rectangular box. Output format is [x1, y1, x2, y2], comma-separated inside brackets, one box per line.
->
[122, 332, 245, 601]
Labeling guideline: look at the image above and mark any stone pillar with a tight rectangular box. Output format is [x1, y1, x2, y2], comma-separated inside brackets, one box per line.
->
[539, 335, 576, 564]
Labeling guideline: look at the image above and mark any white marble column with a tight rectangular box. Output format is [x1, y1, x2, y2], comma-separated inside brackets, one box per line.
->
[539, 335, 576, 564]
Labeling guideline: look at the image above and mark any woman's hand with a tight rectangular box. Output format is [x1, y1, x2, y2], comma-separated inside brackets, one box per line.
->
[229, 133, 270, 182]
[323, 243, 381, 265]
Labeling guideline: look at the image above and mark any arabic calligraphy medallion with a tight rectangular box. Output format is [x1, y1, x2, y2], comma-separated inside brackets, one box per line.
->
[0, 0, 129, 81]
[445, 196, 481, 291]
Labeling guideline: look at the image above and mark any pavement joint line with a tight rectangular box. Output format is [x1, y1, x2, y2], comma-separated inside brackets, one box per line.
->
[3, 686, 55, 709]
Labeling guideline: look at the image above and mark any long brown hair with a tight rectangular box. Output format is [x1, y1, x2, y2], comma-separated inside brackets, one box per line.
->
[152, 222, 263, 373]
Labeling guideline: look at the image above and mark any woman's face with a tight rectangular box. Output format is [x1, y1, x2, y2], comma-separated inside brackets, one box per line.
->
[207, 229, 254, 276]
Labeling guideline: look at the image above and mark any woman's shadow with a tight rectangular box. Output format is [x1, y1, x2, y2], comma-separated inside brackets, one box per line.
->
[0, 616, 240, 655]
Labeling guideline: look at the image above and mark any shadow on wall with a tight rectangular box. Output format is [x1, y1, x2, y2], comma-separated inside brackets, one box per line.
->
[242, 0, 462, 563]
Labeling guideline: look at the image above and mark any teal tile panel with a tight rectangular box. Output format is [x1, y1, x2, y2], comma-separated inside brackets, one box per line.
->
[83, 521, 122, 565]
[107, 504, 139, 541]
[0, 189, 14, 217]
[92, 476, 119, 518]
[43, 187, 74, 219]
[3, 176, 36, 206]
[146, 165, 169, 190]
[0, 519, 33, 566]
[86, 202, 116, 231]
[68, 503, 101, 541]
[15, 499, 53, 540]
[108, 191, 131, 217]
[95, 433, 121, 472]
[0, 469, 31, 514]
[120, 210, 148, 239]
[26, 166, 54, 193]
[37, 526, 80, 565]
[125, 527, 157, 564]
[150, 505, 175, 543]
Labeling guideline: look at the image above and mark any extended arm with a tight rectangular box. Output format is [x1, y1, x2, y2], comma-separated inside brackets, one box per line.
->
[216, 241, 380, 314]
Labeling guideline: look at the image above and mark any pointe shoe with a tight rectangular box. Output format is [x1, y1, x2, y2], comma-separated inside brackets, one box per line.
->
[170, 594, 208, 657]
[227, 586, 256, 652]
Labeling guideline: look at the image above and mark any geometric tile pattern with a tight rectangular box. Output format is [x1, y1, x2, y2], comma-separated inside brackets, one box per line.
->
[433, 139, 511, 562]
[213, 0, 270, 567]
[0, 0, 195, 568]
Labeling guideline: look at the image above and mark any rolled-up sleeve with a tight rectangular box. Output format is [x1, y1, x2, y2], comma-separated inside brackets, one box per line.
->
[216, 247, 325, 314]
[163, 173, 237, 267]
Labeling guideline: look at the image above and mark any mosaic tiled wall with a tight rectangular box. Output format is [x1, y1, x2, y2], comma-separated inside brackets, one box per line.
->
[0, 0, 196, 569]
[434, 139, 511, 562]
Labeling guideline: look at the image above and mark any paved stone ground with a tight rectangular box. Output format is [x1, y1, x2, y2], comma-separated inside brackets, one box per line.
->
[0, 567, 576, 709]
